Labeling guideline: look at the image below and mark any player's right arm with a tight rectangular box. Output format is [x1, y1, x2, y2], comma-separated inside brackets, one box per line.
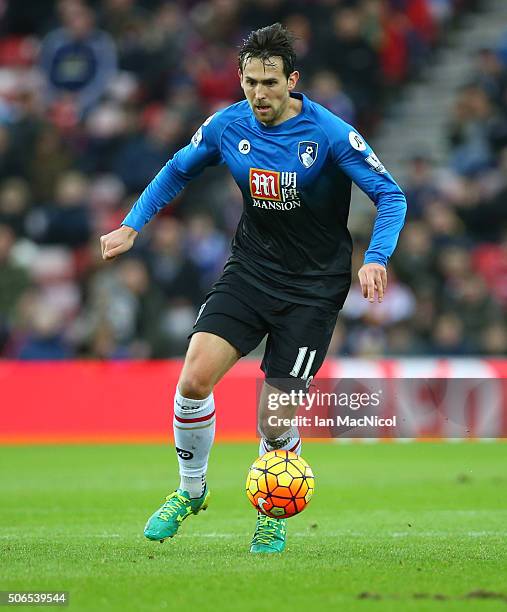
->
[100, 112, 223, 260]
[327, 116, 407, 302]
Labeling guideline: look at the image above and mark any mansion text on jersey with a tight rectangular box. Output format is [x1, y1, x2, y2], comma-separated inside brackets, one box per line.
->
[249, 169, 302, 211]
[252, 199, 301, 210]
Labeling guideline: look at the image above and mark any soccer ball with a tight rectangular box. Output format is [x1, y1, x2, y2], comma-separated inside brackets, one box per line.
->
[246, 450, 315, 518]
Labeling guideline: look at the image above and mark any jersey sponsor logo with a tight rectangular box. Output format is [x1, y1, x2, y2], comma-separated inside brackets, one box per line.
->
[252, 199, 301, 210]
[238, 139, 251, 154]
[349, 131, 366, 151]
[191, 126, 202, 147]
[298, 141, 318, 168]
[365, 153, 386, 174]
[250, 169, 302, 211]
[250, 168, 281, 201]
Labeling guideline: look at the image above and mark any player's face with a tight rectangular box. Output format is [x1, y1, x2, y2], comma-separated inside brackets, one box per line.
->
[239, 57, 299, 126]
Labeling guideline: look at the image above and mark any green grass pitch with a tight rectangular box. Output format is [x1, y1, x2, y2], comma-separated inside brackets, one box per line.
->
[1, 442, 507, 611]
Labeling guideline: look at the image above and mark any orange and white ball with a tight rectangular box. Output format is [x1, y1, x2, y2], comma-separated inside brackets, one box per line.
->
[246, 450, 315, 518]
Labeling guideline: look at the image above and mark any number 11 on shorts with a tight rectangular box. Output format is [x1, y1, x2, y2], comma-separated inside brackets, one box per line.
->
[290, 346, 316, 380]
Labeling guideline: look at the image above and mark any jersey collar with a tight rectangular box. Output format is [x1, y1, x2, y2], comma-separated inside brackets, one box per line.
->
[252, 92, 306, 133]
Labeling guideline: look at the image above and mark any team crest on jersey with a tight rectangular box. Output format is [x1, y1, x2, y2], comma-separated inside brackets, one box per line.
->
[298, 141, 318, 168]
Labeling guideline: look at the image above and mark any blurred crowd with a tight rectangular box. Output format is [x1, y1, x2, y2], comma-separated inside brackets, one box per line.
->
[0, 0, 504, 360]
[337, 37, 507, 358]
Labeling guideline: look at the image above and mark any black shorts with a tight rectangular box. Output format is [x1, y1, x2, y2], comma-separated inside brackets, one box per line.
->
[190, 271, 351, 386]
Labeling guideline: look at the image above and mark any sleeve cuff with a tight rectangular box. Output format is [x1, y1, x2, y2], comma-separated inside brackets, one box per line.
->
[363, 253, 387, 267]
[121, 218, 144, 233]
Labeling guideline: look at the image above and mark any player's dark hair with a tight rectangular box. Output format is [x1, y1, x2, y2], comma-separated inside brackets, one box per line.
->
[238, 23, 296, 78]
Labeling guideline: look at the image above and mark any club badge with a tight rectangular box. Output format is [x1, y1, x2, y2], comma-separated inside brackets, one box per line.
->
[298, 141, 318, 168]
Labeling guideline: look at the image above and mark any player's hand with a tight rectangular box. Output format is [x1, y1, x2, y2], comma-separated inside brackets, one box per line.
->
[358, 263, 387, 303]
[100, 225, 138, 260]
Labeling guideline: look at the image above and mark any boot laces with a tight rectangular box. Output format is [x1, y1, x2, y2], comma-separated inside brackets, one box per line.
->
[158, 492, 190, 521]
[252, 514, 284, 545]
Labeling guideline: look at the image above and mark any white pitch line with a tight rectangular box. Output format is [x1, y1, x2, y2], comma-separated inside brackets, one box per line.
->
[2, 531, 507, 540]
[155, 531, 507, 538]
[0, 533, 121, 539]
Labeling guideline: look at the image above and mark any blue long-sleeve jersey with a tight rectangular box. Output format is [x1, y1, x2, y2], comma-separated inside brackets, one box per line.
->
[123, 93, 407, 306]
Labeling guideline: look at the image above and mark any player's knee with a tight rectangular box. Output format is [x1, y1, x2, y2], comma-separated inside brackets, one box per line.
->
[178, 371, 213, 400]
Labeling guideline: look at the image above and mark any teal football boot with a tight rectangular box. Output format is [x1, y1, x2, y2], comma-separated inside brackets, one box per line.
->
[250, 513, 287, 553]
[144, 487, 209, 542]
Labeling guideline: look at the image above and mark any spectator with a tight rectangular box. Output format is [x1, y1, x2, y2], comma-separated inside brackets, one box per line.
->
[447, 84, 496, 174]
[112, 109, 186, 192]
[441, 274, 503, 346]
[15, 298, 74, 360]
[283, 14, 314, 79]
[430, 313, 470, 355]
[321, 7, 381, 129]
[28, 126, 73, 203]
[77, 256, 165, 357]
[403, 153, 441, 219]
[422, 200, 465, 247]
[30, 246, 81, 322]
[99, 0, 150, 43]
[479, 322, 507, 356]
[410, 288, 437, 349]
[186, 212, 228, 290]
[147, 217, 203, 309]
[309, 71, 355, 124]
[436, 245, 471, 296]
[25, 171, 91, 247]
[0, 125, 23, 181]
[0, 178, 31, 236]
[39, 3, 117, 117]
[471, 47, 507, 109]
[0, 224, 30, 352]
[473, 229, 507, 306]
[386, 322, 427, 356]
[8, 89, 45, 170]
[392, 221, 436, 291]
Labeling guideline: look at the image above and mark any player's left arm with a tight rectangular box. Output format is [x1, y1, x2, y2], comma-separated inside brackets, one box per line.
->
[331, 126, 407, 303]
